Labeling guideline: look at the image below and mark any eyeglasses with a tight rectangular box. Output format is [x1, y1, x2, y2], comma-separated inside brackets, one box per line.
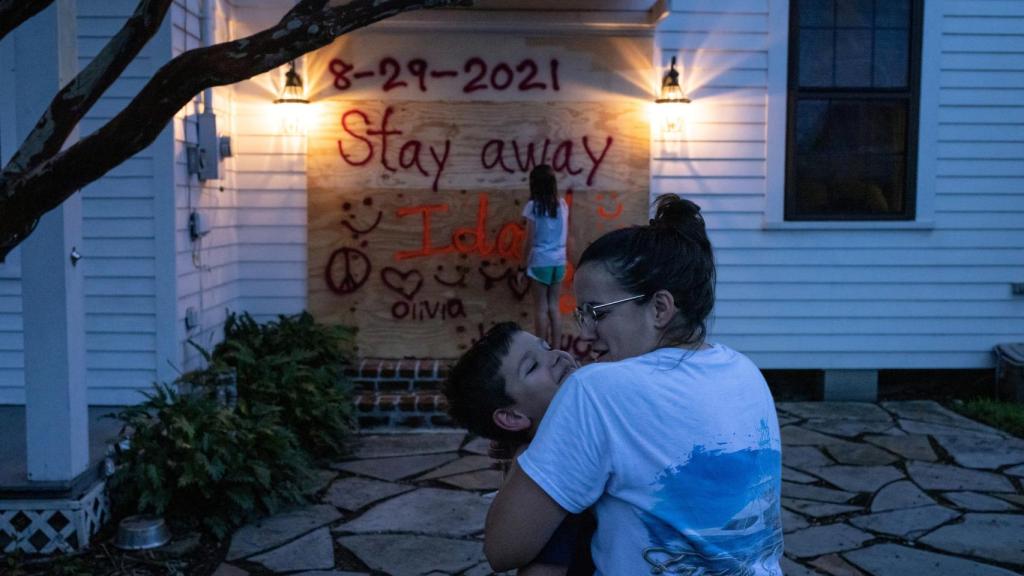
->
[573, 294, 645, 330]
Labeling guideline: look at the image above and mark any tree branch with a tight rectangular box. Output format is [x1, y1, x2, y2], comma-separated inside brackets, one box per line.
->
[1, 0, 173, 183]
[0, 0, 470, 258]
[0, 0, 55, 41]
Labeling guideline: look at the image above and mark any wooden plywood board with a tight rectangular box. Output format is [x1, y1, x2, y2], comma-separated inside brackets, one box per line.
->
[308, 35, 650, 358]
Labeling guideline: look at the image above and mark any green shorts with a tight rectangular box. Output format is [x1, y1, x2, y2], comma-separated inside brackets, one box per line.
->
[527, 265, 566, 286]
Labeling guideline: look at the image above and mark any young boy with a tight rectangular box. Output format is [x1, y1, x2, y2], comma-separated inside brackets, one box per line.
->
[444, 322, 594, 576]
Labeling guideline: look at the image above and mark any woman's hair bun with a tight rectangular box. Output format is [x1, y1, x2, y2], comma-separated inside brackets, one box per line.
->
[651, 194, 704, 229]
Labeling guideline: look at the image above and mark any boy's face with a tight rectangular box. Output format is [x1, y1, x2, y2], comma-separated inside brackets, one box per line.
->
[497, 331, 577, 429]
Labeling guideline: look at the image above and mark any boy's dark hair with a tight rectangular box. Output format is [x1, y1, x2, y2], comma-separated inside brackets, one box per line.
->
[444, 322, 530, 443]
[529, 164, 559, 218]
[578, 194, 715, 347]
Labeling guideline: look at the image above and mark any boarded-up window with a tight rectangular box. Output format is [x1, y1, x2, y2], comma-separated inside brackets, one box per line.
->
[786, 0, 922, 220]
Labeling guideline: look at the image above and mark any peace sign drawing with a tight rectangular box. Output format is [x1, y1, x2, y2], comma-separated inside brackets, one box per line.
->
[325, 246, 372, 295]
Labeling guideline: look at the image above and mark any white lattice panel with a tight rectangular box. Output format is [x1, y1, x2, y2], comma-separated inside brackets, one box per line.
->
[0, 480, 109, 554]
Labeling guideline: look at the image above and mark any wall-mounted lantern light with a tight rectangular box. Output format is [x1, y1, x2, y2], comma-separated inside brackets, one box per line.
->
[274, 61, 310, 135]
[655, 56, 690, 133]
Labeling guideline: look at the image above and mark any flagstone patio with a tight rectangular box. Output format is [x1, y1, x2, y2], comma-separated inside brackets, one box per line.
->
[211, 401, 1024, 575]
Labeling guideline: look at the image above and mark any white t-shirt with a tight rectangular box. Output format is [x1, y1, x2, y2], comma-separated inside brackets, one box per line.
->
[518, 344, 784, 576]
[522, 199, 568, 268]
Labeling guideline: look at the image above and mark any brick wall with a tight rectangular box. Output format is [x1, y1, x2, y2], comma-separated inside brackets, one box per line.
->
[348, 358, 457, 429]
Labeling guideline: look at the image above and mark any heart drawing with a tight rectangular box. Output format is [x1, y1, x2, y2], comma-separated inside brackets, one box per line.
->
[381, 267, 424, 301]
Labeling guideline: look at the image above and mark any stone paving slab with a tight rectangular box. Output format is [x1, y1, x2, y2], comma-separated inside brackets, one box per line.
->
[899, 419, 1004, 439]
[862, 434, 937, 461]
[783, 466, 819, 484]
[337, 534, 484, 576]
[417, 455, 495, 481]
[323, 476, 415, 512]
[250, 527, 335, 573]
[782, 426, 849, 446]
[784, 446, 835, 470]
[882, 401, 1008, 435]
[778, 402, 893, 422]
[438, 469, 504, 491]
[809, 465, 905, 493]
[784, 523, 874, 558]
[907, 461, 1016, 492]
[461, 436, 492, 456]
[782, 482, 857, 503]
[848, 505, 960, 539]
[844, 543, 1020, 576]
[804, 419, 901, 438]
[782, 508, 810, 533]
[332, 453, 460, 482]
[824, 443, 899, 466]
[930, 433, 1024, 470]
[808, 553, 867, 576]
[305, 470, 339, 496]
[943, 491, 1020, 512]
[995, 493, 1024, 507]
[227, 504, 343, 561]
[782, 498, 862, 518]
[292, 565, 368, 569]
[336, 488, 489, 537]
[870, 480, 935, 512]
[212, 565, 249, 576]
[919, 513, 1024, 566]
[350, 432, 466, 459]
[780, 556, 825, 576]
[1005, 464, 1024, 477]
[293, 571, 369, 576]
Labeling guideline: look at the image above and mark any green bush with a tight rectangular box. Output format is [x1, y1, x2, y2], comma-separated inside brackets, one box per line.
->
[108, 384, 310, 539]
[953, 398, 1024, 438]
[209, 311, 358, 459]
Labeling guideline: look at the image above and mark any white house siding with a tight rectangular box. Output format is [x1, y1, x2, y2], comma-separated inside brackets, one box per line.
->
[173, 0, 245, 372]
[78, 0, 177, 404]
[0, 1, 179, 405]
[226, 5, 307, 324]
[0, 38, 24, 403]
[655, 0, 1024, 369]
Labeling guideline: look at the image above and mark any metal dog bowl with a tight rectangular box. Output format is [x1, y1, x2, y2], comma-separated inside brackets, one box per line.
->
[114, 515, 171, 550]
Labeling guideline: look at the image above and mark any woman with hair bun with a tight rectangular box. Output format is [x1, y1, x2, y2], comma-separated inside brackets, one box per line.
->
[486, 194, 784, 576]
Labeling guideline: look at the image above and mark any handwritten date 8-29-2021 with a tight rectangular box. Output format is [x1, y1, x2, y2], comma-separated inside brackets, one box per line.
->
[329, 57, 561, 94]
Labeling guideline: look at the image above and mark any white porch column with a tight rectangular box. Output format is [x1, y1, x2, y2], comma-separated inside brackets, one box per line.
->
[16, 0, 88, 483]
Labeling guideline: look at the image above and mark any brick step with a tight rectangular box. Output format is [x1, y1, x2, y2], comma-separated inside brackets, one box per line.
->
[347, 358, 457, 429]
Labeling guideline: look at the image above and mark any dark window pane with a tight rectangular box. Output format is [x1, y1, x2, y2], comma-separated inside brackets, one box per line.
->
[800, 29, 834, 87]
[874, 29, 909, 87]
[835, 29, 872, 87]
[794, 155, 834, 214]
[799, 0, 834, 27]
[796, 100, 830, 153]
[827, 100, 906, 155]
[794, 152, 905, 216]
[875, 0, 909, 28]
[836, 0, 873, 28]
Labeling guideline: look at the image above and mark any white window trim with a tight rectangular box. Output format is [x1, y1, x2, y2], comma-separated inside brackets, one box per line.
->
[763, 0, 940, 231]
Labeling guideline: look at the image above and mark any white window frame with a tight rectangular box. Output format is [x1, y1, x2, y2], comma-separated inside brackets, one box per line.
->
[763, 0, 940, 230]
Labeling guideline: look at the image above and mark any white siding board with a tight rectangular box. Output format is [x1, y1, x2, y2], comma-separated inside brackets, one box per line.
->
[941, 52, 1023, 70]
[941, 70, 1024, 88]
[945, 2, 1024, 18]
[937, 142, 1024, 159]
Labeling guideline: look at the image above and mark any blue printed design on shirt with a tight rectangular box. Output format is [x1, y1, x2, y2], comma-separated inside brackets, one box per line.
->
[638, 420, 783, 575]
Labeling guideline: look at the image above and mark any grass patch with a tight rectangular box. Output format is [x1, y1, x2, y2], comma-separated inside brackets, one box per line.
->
[953, 398, 1024, 438]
